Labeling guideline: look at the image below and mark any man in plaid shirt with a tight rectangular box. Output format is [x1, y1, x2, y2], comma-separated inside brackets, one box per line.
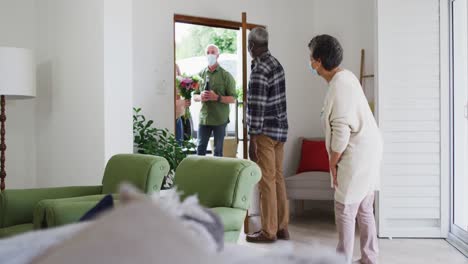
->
[246, 27, 289, 243]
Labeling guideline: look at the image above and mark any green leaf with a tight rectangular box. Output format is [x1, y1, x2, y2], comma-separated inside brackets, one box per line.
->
[133, 106, 195, 172]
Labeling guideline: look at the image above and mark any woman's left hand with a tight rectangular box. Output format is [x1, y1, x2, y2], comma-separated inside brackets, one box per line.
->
[330, 163, 338, 188]
[329, 150, 342, 188]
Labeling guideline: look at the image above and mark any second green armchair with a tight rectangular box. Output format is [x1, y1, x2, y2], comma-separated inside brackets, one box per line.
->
[174, 156, 261, 243]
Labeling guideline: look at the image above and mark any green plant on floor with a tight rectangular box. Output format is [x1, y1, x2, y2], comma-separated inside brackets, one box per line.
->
[133, 107, 196, 188]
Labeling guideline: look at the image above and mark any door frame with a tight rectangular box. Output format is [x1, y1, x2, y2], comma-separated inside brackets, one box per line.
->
[174, 14, 262, 30]
[173, 14, 265, 158]
[448, 0, 468, 256]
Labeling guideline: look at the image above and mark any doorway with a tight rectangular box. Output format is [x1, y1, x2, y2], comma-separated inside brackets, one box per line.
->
[173, 14, 263, 159]
[174, 22, 242, 157]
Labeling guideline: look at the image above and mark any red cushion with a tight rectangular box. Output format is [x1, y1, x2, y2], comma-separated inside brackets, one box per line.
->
[296, 139, 330, 173]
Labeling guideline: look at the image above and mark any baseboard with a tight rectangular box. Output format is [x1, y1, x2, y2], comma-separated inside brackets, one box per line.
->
[447, 233, 468, 257]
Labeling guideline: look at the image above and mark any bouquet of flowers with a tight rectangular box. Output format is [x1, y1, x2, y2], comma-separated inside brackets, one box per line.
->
[176, 74, 202, 120]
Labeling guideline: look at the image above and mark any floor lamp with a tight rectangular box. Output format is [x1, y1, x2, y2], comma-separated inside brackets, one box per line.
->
[0, 47, 36, 191]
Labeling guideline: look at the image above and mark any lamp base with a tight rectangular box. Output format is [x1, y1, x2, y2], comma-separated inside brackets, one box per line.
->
[1, 95, 6, 191]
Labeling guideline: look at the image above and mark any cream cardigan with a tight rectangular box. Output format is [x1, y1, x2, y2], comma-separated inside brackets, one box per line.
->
[322, 70, 383, 205]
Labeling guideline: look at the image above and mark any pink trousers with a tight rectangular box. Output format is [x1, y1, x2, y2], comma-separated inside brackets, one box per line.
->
[335, 193, 379, 264]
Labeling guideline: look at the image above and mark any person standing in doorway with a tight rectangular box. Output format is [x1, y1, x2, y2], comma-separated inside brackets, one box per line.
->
[308, 34, 383, 264]
[246, 27, 289, 243]
[193, 44, 236, 157]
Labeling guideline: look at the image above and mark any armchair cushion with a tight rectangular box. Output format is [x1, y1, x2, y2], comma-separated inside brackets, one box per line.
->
[0, 224, 33, 238]
[101, 154, 169, 194]
[211, 207, 246, 232]
[224, 231, 241, 243]
[285, 171, 334, 200]
[79, 194, 114, 222]
[0, 186, 102, 229]
[44, 201, 118, 228]
[33, 194, 119, 229]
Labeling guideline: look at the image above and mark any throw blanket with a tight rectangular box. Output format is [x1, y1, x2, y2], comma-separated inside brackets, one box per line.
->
[0, 186, 223, 264]
[0, 223, 89, 264]
[0, 185, 345, 264]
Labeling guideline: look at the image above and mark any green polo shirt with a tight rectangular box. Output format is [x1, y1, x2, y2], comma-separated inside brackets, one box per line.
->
[196, 66, 236, 126]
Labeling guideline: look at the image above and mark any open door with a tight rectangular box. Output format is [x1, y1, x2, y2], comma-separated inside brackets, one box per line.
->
[173, 14, 263, 159]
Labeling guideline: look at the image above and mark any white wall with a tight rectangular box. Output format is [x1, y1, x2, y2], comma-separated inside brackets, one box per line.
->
[36, 0, 106, 187]
[0, 0, 134, 189]
[133, 0, 375, 176]
[313, 0, 376, 102]
[104, 0, 133, 161]
[0, 0, 37, 188]
[35, 0, 134, 187]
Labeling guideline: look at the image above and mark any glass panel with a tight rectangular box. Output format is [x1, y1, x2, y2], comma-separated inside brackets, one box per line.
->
[452, 0, 468, 234]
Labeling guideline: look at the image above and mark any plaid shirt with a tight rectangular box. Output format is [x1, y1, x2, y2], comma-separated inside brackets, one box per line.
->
[247, 51, 288, 142]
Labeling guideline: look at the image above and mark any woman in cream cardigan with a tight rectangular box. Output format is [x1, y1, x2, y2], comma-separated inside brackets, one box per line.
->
[308, 35, 383, 264]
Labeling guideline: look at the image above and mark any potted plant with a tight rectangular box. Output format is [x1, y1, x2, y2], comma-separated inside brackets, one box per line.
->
[133, 107, 196, 189]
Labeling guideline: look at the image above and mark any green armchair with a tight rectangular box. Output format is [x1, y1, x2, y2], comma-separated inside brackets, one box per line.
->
[0, 154, 169, 238]
[174, 156, 261, 243]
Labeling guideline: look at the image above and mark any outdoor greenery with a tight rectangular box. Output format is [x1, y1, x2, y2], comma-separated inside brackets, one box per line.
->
[236, 87, 244, 108]
[133, 107, 196, 188]
[176, 25, 237, 60]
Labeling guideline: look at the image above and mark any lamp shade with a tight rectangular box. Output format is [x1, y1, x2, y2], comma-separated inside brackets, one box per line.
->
[0, 47, 36, 99]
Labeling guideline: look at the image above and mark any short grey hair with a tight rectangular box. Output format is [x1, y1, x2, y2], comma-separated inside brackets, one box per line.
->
[248, 27, 268, 47]
[205, 44, 219, 54]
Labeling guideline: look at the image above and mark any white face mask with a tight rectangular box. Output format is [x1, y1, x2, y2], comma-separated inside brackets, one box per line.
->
[207, 54, 217, 67]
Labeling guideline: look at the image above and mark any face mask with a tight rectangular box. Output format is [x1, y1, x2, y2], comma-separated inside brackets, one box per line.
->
[207, 54, 217, 67]
[308, 62, 318, 75]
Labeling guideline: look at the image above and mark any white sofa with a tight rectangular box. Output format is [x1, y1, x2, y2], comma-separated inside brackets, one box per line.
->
[246, 137, 334, 229]
[247, 172, 334, 231]
[285, 171, 334, 215]
[288, 137, 334, 215]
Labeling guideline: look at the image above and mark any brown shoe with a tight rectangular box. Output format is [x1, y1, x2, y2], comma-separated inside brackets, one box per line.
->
[246, 230, 277, 243]
[277, 228, 290, 240]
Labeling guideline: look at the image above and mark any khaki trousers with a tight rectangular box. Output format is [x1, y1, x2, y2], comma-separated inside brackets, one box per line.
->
[255, 134, 289, 238]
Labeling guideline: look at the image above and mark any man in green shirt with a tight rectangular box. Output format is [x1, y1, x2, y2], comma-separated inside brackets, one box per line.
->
[193, 44, 237, 156]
